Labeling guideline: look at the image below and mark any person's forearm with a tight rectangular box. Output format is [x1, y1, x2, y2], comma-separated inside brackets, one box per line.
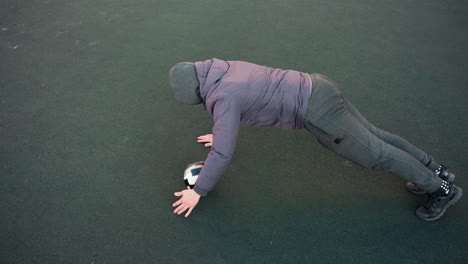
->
[194, 148, 232, 196]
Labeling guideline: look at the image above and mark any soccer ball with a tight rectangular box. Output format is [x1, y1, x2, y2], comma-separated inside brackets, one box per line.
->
[184, 161, 204, 189]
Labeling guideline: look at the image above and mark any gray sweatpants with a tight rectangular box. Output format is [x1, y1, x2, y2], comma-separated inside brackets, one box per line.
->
[304, 74, 442, 192]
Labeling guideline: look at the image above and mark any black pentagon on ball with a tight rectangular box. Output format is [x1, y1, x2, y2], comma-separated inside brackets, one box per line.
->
[184, 179, 194, 189]
[190, 167, 202, 175]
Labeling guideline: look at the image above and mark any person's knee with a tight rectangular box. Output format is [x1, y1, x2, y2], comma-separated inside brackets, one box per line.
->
[371, 159, 393, 173]
[331, 141, 382, 169]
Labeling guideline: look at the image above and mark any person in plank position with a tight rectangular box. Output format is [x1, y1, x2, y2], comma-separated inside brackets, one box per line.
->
[170, 58, 462, 221]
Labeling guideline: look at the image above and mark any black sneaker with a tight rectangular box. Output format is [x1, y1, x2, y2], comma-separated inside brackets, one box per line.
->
[416, 183, 462, 221]
[405, 165, 455, 194]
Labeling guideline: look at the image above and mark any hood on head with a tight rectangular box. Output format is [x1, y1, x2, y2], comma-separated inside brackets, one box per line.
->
[169, 62, 202, 105]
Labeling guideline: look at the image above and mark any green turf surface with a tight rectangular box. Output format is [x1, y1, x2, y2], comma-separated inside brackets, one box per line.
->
[1, 0, 468, 263]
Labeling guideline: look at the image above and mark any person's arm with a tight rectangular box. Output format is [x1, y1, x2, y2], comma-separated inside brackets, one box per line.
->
[193, 99, 241, 196]
[172, 99, 241, 217]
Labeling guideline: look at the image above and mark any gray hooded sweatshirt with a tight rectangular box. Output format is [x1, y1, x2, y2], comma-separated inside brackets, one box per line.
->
[193, 58, 312, 196]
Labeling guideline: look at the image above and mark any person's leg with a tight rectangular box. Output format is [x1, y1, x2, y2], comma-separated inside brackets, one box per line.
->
[305, 74, 462, 220]
[305, 109, 443, 193]
[305, 74, 442, 193]
[336, 80, 455, 193]
[342, 96, 441, 171]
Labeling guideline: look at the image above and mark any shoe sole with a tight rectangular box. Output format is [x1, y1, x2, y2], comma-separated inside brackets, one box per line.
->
[407, 187, 426, 195]
[406, 173, 456, 195]
[417, 185, 463, 221]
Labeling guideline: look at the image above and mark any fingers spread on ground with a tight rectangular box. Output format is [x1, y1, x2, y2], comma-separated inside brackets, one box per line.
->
[172, 199, 182, 207]
[177, 206, 187, 215]
[174, 205, 184, 214]
[185, 208, 193, 217]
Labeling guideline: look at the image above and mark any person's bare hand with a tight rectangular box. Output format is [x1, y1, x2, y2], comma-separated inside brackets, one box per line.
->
[197, 134, 213, 147]
[172, 189, 201, 217]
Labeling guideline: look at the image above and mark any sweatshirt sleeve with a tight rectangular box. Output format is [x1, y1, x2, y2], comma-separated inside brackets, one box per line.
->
[193, 99, 241, 196]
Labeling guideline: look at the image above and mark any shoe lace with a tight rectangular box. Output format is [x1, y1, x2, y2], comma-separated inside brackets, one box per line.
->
[424, 194, 441, 209]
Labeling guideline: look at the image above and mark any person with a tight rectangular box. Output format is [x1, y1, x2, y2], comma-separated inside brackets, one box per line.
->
[169, 58, 462, 220]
